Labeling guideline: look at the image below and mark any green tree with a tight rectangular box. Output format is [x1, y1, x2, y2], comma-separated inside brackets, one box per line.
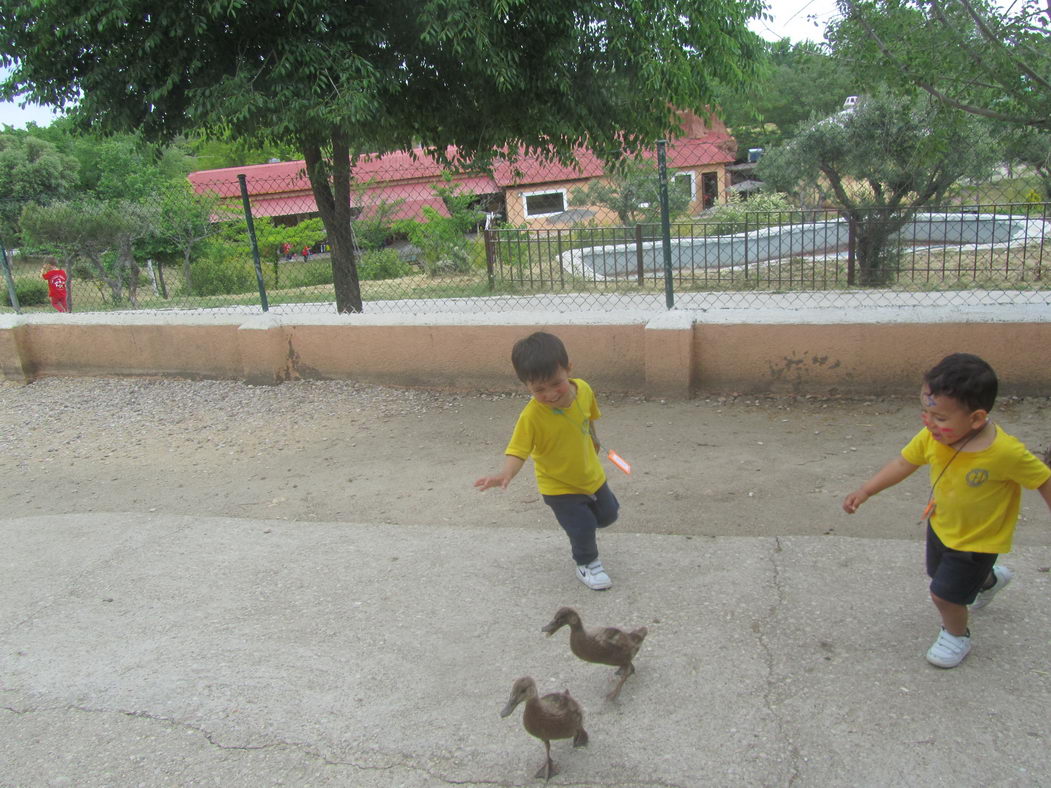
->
[26, 118, 193, 198]
[21, 199, 158, 305]
[1, 0, 765, 313]
[186, 134, 302, 171]
[830, 0, 1051, 131]
[758, 93, 999, 284]
[714, 39, 857, 155]
[0, 132, 79, 246]
[155, 183, 223, 293]
[394, 179, 484, 275]
[1002, 130, 1051, 201]
[570, 157, 692, 225]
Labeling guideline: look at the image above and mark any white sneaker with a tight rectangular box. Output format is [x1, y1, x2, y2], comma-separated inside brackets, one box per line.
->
[575, 560, 612, 590]
[926, 628, 972, 668]
[970, 565, 1013, 611]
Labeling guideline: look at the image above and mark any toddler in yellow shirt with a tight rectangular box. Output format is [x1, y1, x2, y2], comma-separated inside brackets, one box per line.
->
[475, 332, 619, 590]
[844, 353, 1051, 668]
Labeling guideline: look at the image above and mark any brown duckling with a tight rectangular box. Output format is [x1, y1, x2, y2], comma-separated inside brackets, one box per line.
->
[541, 606, 647, 700]
[500, 676, 588, 781]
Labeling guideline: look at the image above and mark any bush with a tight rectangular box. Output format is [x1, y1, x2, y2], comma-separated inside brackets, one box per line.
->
[8, 276, 48, 306]
[189, 252, 259, 296]
[263, 259, 334, 290]
[357, 248, 411, 281]
[700, 192, 798, 233]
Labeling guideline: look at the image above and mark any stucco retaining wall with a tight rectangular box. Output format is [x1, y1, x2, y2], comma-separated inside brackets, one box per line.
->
[2, 311, 1049, 398]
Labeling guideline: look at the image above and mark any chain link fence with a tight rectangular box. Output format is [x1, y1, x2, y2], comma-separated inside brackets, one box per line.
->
[3, 135, 1049, 316]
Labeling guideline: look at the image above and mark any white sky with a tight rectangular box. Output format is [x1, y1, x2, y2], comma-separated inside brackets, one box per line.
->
[750, 0, 843, 43]
[0, 2, 841, 131]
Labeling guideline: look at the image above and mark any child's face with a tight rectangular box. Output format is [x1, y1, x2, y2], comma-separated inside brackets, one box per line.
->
[919, 385, 986, 445]
[526, 367, 575, 410]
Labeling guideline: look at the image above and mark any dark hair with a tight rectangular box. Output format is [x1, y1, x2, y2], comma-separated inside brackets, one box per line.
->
[924, 353, 998, 412]
[511, 331, 570, 383]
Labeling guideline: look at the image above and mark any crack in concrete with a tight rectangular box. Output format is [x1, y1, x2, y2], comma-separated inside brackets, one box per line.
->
[754, 536, 803, 787]
[2, 702, 677, 786]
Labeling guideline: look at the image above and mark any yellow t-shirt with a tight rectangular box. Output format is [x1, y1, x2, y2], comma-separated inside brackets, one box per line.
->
[902, 426, 1050, 553]
[505, 378, 606, 496]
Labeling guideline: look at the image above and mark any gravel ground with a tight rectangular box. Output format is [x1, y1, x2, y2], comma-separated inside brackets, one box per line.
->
[4, 376, 1051, 545]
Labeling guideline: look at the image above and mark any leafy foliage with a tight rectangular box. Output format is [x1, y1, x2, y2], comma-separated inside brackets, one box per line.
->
[357, 248, 412, 281]
[829, 0, 1051, 131]
[394, 179, 485, 275]
[758, 93, 1000, 283]
[20, 198, 159, 305]
[0, 133, 79, 245]
[571, 158, 692, 225]
[0, 0, 766, 312]
[713, 40, 858, 155]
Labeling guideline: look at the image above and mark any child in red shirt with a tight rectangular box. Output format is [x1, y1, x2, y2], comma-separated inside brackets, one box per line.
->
[40, 261, 69, 312]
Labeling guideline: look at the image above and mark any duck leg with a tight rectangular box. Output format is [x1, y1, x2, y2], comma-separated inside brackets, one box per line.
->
[534, 740, 559, 781]
[607, 663, 635, 700]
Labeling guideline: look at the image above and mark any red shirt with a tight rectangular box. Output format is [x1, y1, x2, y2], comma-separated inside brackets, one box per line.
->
[42, 269, 68, 299]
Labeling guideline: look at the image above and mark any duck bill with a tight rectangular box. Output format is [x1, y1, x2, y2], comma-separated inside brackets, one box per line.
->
[499, 698, 519, 718]
[540, 621, 561, 635]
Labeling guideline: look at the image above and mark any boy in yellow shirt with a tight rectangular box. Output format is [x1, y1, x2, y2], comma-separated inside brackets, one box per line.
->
[844, 353, 1051, 668]
[475, 332, 619, 590]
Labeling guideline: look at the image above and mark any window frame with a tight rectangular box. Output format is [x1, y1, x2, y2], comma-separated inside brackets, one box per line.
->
[521, 188, 568, 219]
[673, 171, 697, 202]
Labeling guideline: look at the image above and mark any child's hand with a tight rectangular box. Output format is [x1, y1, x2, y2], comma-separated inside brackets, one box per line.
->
[842, 490, 869, 514]
[474, 475, 510, 491]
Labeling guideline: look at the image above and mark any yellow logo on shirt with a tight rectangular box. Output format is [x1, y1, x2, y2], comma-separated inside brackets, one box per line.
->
[966, 469, 989, 487]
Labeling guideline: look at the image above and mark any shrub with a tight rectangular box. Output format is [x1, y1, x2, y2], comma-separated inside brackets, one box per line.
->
[189, 252, 258, 296]
[700, 192, 798, 234]
[357, 248, 411, 280]
[263, 259, 334, 290]
[8, 276, 48, 306]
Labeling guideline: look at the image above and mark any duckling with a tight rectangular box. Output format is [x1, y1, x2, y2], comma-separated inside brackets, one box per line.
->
[541, 606, 647, 700]
[500, 676, 588, 781]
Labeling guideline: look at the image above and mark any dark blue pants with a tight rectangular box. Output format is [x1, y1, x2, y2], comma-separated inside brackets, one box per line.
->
[925, 523, 997, 605]
[542, 483, 619, 565]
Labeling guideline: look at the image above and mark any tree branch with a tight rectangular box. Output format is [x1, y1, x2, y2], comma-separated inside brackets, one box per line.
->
[841, 0, 1051, 129]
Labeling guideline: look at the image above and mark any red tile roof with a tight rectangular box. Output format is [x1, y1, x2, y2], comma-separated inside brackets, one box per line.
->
[188, 114, 736, 216]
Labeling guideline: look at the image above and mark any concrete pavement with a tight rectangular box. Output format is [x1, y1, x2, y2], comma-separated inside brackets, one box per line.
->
[2, 513, 1050, 786]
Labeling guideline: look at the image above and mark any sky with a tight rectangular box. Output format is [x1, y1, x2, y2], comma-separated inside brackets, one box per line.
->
[0, 1, 842, 131]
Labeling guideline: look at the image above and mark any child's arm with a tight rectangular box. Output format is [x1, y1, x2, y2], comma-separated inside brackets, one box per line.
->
[843, 455, 920, 513]
[474, 454, 526, 491]
[589, 422, 600, 453]
[1037, 477, 1051, 514]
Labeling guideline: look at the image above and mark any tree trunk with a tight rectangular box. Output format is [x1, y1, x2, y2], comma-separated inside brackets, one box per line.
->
[303, 134, 363, 313]
[85, 253, 124, 302]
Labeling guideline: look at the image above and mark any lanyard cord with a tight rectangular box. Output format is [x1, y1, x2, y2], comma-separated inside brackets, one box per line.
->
[921, 422, 989, 520]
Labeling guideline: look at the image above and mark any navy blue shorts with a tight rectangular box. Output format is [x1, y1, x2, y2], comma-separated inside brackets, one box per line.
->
[542, 482, 619, 566]
[926, 523, 997, 605]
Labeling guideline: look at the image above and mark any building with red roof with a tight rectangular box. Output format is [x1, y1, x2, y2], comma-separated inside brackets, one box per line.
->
[187, 111, 737, 230]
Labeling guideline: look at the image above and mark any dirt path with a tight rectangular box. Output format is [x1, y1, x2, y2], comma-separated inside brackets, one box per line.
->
[4, 377, 1050, 546]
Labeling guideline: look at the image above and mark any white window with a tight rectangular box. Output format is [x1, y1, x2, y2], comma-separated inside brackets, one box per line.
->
[522, 189, 567, 218]
[673, 171, 696, 201]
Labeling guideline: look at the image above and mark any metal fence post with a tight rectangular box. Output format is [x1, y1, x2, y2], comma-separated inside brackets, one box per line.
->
[657, 140, 675, 309]
[845, 212, 856, 286]
[483, 229, 496, 291]
[634, 224, 645, 285]
[1, 242, 19, 314]
[237, 174, 270, 312]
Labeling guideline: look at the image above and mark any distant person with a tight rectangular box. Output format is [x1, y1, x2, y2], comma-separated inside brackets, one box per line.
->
[475, 332, 620, 590]
[281, 242, 292, 261]
[40, 260, 69, 312]
[843, 353, 1051, 668]
[301, 245, 310, 262]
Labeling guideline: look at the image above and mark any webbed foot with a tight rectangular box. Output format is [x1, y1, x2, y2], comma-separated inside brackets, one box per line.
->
[534, 759, 559, 780]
